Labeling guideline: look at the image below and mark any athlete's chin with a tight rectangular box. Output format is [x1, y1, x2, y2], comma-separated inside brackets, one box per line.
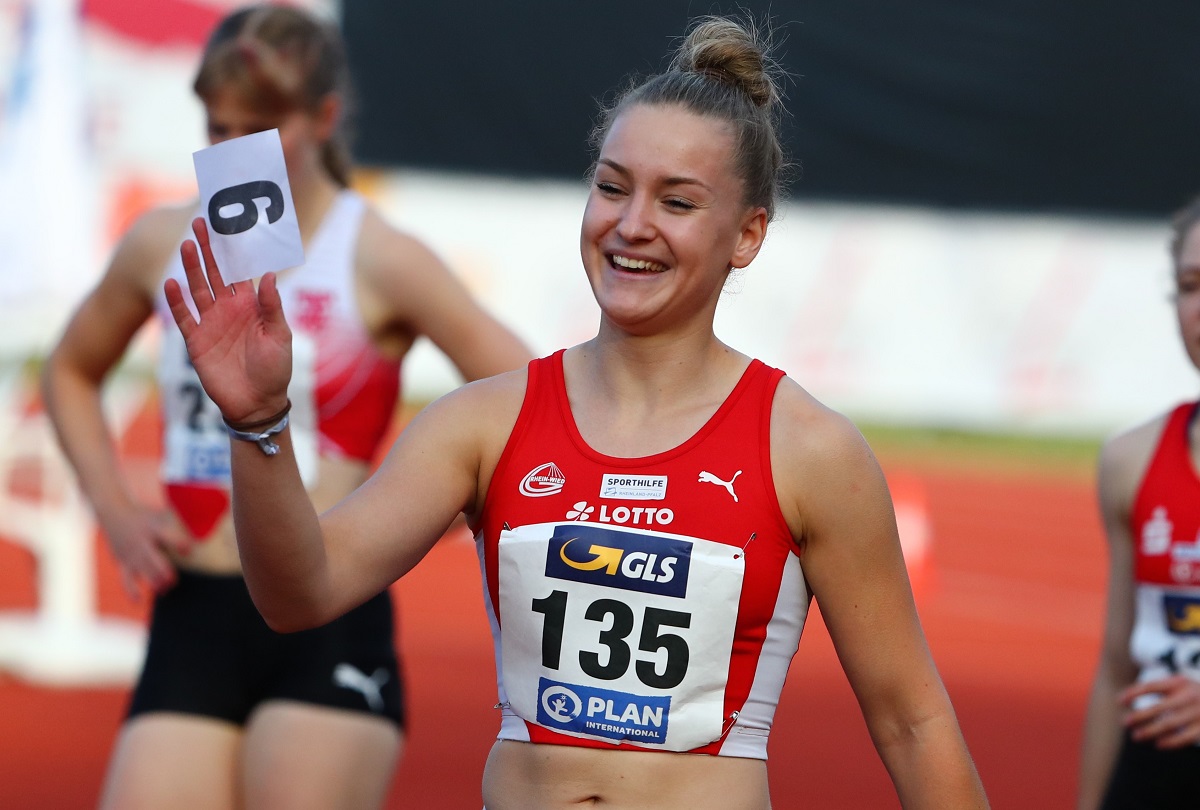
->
[598, 310, 667, 339]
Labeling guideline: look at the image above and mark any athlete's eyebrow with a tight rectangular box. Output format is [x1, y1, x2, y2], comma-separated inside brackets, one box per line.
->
[597, 158, 712, 193]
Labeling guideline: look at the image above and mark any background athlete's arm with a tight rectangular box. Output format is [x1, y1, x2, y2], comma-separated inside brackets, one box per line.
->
[357, 211, 532, 381]
[43, 207, 195, 596]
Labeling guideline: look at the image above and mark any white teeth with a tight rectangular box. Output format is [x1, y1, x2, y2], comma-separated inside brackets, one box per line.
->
[611, 254, 666, 273]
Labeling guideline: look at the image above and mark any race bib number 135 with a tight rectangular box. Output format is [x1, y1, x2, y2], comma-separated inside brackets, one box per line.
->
[498, 522, 744, 751]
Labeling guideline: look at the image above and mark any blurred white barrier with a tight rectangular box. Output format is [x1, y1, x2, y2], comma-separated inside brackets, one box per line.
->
[0, 366, 145, 685]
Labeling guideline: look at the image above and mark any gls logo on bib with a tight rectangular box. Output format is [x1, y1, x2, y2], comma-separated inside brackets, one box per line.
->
[544, 524, 691, 598]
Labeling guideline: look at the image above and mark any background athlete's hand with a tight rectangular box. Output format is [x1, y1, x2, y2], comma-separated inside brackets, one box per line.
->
[1120, 674, 1200, 748]
[163, 218, 293, 424]
[96, 502, 193, 599]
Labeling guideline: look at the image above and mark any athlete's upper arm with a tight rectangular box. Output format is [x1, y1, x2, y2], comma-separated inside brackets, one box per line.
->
[771, 380, 942, 733]
[1094, 419, 1162, 676]
[356, 211, 531, 380]
[316, 368, 527, 608]
[50, 206, 191, 379]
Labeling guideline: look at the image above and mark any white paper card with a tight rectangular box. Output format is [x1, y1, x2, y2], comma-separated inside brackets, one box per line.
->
[192, 129, 304, 284]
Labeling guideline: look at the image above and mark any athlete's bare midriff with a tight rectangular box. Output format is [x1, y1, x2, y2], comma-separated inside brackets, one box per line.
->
[481, 739, 772, 810]
[167, 454, 372, 573]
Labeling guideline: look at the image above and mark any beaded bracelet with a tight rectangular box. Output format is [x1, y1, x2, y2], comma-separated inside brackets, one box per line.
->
[222, 399, 291, 432]
[223, 400, 291, 456]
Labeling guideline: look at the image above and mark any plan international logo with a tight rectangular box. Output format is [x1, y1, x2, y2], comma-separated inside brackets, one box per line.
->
[536, 677, 670, 745]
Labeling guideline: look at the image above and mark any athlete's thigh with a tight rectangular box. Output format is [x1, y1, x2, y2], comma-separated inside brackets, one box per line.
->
[241, 700, 403, 810]
[99, 713, 241, 810]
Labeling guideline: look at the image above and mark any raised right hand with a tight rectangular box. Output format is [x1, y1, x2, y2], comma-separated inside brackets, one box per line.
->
[163, 217, 292, 424]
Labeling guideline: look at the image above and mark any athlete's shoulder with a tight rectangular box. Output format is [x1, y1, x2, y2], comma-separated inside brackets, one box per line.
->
[104, 201, 197, 295]
[767, 375, 890, 552]
[354, 205, 442, 274]
[351, 204, 462, 322]
[770, 375, 869, 463]
[422, 365, 531, 436]
[1102, 409, 1175, 472]
[769, 375, 882, 523]
[123, 202, 195, 254]
[1099, 408, 1178, 514]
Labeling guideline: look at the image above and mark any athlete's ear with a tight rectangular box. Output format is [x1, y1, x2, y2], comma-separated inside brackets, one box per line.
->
[731, 206, 768, 270]
[313, 94, 341, 143]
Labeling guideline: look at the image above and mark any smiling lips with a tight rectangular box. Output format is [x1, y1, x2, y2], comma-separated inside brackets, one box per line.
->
[611, 254, 667, 273]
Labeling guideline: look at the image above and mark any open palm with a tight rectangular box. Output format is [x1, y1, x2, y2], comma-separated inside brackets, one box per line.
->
[164, 217, 293, 424]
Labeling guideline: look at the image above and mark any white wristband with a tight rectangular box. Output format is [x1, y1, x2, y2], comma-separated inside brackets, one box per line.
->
[225, 413, 289, 456]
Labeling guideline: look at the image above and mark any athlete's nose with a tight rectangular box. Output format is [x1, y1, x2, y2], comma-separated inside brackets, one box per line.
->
[616, 193, 656, 243]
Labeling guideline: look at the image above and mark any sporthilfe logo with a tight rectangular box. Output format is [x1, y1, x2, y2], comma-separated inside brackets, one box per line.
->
[600, 474, 667, 500]
[545, 524, 690, 598]
[520, 462, 566, 497]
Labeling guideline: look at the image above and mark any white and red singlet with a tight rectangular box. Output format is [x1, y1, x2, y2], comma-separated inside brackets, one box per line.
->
[155, 191, 401, 539]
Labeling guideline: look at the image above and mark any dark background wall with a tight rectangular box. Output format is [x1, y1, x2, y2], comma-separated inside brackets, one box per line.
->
[342, 0, 1200, 219]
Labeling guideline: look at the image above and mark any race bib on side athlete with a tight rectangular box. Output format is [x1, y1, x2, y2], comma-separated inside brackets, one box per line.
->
[498, 521, 744, 751]
[1131, 584, 1200, 712]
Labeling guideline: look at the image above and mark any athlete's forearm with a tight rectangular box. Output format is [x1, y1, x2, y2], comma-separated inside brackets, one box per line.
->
[453, 320, 531, 383]
[228, 425, 331, 632]
[41, 357, 137, 520]
[1076, 666, 1127, 810]
[877, 712, 990, 809]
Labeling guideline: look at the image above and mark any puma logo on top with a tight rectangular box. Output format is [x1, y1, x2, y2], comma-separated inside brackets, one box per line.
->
[332, 663, 390, 712]
[698, 470, 742, 502]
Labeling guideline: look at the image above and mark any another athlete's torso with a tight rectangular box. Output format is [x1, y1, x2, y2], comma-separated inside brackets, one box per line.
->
[473, 351, 806, 759]
[154, 191, 401, 563]
[1130, 402, 1200, 690]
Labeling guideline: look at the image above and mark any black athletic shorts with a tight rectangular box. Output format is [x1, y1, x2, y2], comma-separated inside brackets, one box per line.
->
[128, 570, 404, 728]
[1101, 732, 1200, 809]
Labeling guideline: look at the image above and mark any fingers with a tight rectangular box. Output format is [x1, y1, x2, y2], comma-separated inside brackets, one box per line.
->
[1123, 676, 1200, 748]
[163, 278, 198, 340]
[191, 217, 233, 300]
[118, 551, 176, 601]
[258, 272, 290, 335]
[154, 518, 195, 559]
[141, 543, 179, 594]
[178, 237, 215, 315]
[1154, 713, 1200, 749]
[1130, 704, 1200, 748]
[118, 567, 141, 603]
